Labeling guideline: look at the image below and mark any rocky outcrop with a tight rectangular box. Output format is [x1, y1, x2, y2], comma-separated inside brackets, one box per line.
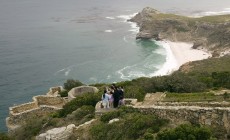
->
[36, 124, 76, 140]
[36, 119, 96, 140]
[130, 7, 230, 56]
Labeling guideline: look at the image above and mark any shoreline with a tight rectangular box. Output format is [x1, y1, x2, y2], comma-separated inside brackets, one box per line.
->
[152, 40, 211, 76]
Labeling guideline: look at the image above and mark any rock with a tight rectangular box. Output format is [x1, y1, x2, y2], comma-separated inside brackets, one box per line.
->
[128, 7, 160, 25]
[108, 118, 119, 124]
[36, 124, 75, 140]
[36, 119, 97, 140]
[136, 31, 153, 39]
[141, 7, 160, 15]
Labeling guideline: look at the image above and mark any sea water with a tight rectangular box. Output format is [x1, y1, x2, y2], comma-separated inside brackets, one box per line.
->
[1, 0, 230, 131]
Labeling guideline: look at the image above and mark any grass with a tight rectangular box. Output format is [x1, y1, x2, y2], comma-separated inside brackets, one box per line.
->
[150, 12, 230, 24]
[183, 56, 230, 74]
[163, 92, 230, 102]
[197, 14, 230, 23]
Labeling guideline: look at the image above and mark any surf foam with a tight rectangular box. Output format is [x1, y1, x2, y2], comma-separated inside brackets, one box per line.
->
[151, 41, 178, 76]
[106, 17, 115, 19]
[117, 13, 139, 33]
[105, 30, 112, 33]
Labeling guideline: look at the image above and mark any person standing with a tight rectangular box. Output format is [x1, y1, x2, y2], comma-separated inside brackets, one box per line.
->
[102, 90, 110, 109]
[119, 86, 124, 106]
[113, 87, 120, 108]
[108, 91, 114, 108]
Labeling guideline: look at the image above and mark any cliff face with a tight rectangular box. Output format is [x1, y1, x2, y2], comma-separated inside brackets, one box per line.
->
[129, 7, 230, 56]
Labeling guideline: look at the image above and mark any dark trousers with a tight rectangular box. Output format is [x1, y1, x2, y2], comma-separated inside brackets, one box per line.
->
[113, 100, 119, 108]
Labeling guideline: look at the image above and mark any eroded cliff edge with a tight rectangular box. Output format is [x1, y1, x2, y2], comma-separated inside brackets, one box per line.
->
[129, 7, 230, 56]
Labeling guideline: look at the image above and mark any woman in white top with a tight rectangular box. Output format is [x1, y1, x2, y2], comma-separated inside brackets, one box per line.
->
[102, 90, 110, 108]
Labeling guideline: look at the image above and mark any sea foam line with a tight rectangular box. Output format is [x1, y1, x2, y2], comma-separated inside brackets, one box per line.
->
[151, 41, 178, 76]
[117, 13, 139, 34]
[106, 17, 115, 20]
[105, 30, 113, 33]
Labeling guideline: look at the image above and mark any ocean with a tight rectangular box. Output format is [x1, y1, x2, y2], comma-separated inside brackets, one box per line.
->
[1, 0, 230, 131]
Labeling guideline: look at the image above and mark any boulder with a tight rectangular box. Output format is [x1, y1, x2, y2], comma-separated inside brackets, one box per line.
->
[36, 124, 75, 140]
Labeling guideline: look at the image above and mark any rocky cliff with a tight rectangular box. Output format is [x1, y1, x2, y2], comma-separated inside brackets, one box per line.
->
[129, 7, 230, 56]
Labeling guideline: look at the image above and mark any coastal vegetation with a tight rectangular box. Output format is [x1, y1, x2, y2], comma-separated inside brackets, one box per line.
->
[67, 106, 216, 140]
[90, 106, 170, 140]
[64, 79, 83, 91]
[58, 79, 84, 97]
[156, 124, 215, 140]
[56, 93, 100, 117]
[0, 133, 12, 140]
[5, 54, 230, 139]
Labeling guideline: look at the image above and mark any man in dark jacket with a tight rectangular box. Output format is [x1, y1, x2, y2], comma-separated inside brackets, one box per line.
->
[113, 87, 120, 108]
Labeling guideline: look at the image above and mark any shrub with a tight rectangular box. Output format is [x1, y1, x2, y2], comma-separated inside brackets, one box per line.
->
[100, 111, 121, 123]
[100, 106, 139, 123]
[212, 72, 230, 88]
[156, 124, 213, 140]
[144, 132, 155, 140]
[90, 110, 169, 140]
[90, 122, 108, 140]
[0, 133, 12, 140]
[124, 86, 146, 101]
[64, 79, 83, 90]
[59, 90, 68, 97]
[164, 72, 206, 93]
[57, 93, 100, 117]
[13, 117, 47, 140]
[74, 105, 95, 120]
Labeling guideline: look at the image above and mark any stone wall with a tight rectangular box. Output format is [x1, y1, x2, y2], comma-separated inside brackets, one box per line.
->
[9, 94, 65, 116]
[34, 95, 65, 108]
[6, 86, 64, 133]
[155, 102, 230, 107]
[68, 86, 99, 101]
[8, 106, 60, 125]
[7, 106, 61, 135]
[10, 102, 38, 114]
[51, 87, 61, 93]
[136, 106, 230, 135]
[47, 86, 63, 96]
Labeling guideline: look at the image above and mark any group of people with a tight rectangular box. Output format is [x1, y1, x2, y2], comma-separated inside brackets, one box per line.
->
[101, 84, 124, 109]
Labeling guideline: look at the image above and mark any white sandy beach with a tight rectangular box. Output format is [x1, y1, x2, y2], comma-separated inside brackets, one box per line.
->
[168, 41, 211, 67]
[152, 41, 211, 76]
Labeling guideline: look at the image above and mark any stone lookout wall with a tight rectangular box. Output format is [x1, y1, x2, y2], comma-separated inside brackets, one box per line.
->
[68, 86, 99, 101]
[135, 105, 230, 135]
[34, 95, 65, 107]
[95, 92, 230, 137]
[6, 86, 65, 134]
[7, 85, 99, 134]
